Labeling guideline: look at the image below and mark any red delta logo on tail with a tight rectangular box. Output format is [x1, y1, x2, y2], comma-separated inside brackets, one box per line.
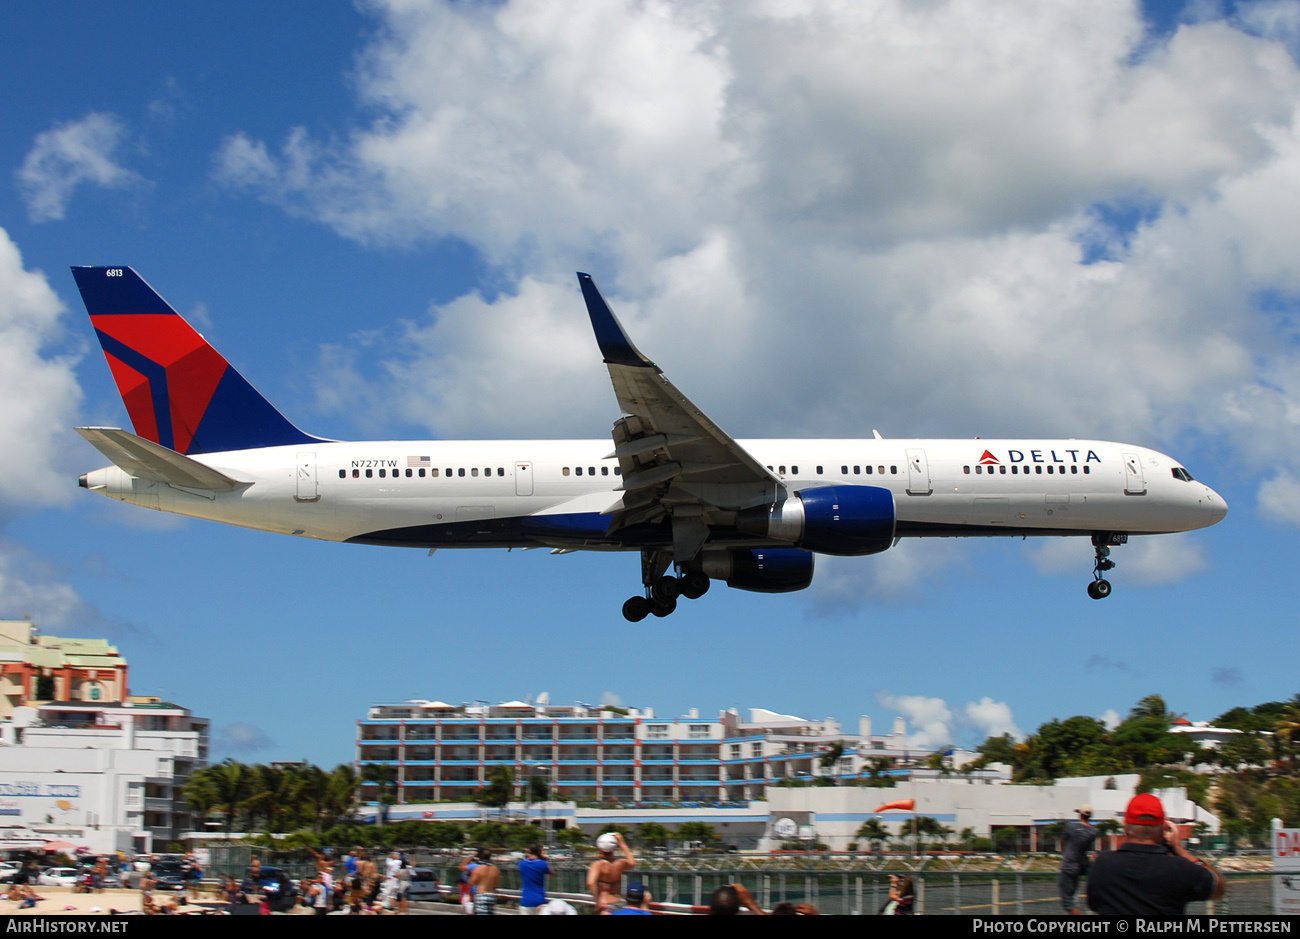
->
[978, 450, 1000, 465]
[71, 266, 320, 455]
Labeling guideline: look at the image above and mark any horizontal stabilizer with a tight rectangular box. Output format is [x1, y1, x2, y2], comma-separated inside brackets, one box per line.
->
[76, 427, 248, 491]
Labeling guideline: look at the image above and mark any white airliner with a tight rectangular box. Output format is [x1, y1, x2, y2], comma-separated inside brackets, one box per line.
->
[72, 267, 1227, 621]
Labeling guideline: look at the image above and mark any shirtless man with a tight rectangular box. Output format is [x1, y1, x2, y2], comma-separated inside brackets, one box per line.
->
[468, 849, 501, 915]
[587, 831, 636, 912]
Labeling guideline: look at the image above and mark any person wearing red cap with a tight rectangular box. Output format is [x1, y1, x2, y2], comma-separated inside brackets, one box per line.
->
[1086, 792, 1225, 915]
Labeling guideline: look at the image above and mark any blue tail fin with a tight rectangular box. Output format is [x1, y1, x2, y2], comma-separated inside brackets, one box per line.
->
[71, 266, 323, 454]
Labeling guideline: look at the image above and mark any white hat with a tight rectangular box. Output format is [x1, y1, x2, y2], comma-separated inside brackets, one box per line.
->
[539, 899, 577, 915]
[596, 832, 619, 852]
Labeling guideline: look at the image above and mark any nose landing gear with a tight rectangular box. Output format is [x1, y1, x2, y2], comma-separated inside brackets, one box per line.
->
[1088, 533, 1126, 599]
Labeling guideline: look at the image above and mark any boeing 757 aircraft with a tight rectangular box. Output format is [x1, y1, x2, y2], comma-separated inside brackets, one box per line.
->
[71, 267, 1227, 621]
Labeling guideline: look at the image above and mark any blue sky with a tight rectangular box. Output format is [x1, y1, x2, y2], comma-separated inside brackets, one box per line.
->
[2, 0, 1299, 769]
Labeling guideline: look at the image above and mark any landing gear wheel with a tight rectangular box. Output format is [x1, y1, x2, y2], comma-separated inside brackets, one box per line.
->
[652, 575, 682, 605]
[623, 596, 651, 622]
[681, 570, 710, 600]
[650, 595, 677, 617]
[1087, 579, 1112, 600]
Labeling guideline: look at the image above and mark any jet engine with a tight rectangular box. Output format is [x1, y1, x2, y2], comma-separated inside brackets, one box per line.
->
[700, 547, 815, 593]
[735, 486, 895, 556]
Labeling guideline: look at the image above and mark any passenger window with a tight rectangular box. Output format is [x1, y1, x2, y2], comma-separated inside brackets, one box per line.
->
[1035, 466, 1042, 474]
[792, 465, 799, 474]
[575, 466, 583, 476]
[779, 465, 786, 474]
[431, 468, 439, 477]
[458, 468, 465, 477]
[1047, 466, 1053, 474]
[890, 466, 897, 474]
[419, 468, 426, 477]
[352, 469, 359, 478]
[975, 465, 982, 474]
[562, 467, 570, 476]
[406, 468, 413, 477]
[338, 469, 345, 479]
[865, 465, 873, 474]
[366, 469, 373, 478]
[879, 466, 885, 475]
[1071, 465, 1078, 474]
[816, 466, 823, 474]
[498, 468, 505, 477]
[471, 468, 479, 477]
[964, 466, 971, 474]
[1011, 466, 1018, 474]
[614, 467, 621, 476]
[588, 467, 595, 476]
[601, 466, 609, 476]
[853, 466, 860, 475]
[379, 468, 386, 478]
[1000, 466, 1007, 475]
[1084, 466, 1090, 474]
[841, 465, 848, 474]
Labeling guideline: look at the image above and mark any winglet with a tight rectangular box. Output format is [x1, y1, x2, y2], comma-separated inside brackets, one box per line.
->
[577, 273, 654, 368]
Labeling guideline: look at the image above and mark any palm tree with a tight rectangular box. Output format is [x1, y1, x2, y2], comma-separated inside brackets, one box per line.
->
[205, 759, 253, 836]
[362, 762, 397, 825]
[181, 771, 219, 832]
[855, 818, 889, 853]
[818, 741, 846, 784]
[324, 764, 359, 827]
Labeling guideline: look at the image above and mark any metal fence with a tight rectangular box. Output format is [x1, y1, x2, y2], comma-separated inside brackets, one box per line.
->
[200, 845, 1284, 915]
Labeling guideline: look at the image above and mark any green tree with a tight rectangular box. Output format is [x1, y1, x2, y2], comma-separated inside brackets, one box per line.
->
[634, 822, 672, 849]
[1216, 734, 1271, 770]
[362, 762, 398, 825]
[475, 765, 514, 810]
[204, 759, 253, 835]
[855, 818, 889, 852]
[1016, 716, 1107, 782]
[819, 741, 846, 784]
[675, 821, 718, 849]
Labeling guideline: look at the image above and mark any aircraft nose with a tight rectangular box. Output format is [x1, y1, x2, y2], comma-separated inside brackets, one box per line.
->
[1205, 486, 1227, 525]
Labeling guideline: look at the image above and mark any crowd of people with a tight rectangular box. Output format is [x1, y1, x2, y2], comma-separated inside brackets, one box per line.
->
[0, 791, 1231, 916]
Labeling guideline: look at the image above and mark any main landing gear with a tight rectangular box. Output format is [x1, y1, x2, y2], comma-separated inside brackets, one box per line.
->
[1088, 533, 1126, 600]
[622, 569, 710, 622]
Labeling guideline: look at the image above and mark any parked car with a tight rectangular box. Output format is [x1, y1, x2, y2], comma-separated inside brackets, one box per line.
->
[406, 869, 446, 900]
[37, 867, 82, 887]
[149, 859, 189, 892]
[242, 866, 299, 913]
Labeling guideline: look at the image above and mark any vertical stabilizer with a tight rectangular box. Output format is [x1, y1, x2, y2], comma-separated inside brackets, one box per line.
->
[71, 266, 322, 455]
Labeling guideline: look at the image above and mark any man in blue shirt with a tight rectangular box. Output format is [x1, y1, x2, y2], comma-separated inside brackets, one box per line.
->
[609, 881, 652, 915]
[518, 844, 553, 915]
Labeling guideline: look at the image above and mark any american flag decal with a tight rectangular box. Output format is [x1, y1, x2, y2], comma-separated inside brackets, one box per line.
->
[407, 455, 431, 467]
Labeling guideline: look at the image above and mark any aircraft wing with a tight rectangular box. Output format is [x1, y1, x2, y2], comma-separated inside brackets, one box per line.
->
[76, 427, 249, 491]
[578, 274, 781, 557]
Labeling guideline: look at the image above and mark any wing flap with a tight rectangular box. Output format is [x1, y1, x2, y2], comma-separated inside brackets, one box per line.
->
[76, 427, 248, 491]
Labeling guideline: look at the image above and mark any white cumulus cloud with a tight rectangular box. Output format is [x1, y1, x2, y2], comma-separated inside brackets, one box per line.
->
[212, 1, 1300, 575]
[16, 113, 143, 222]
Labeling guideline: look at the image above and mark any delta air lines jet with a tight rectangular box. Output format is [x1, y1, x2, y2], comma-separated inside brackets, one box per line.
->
[71, 267, 1227, 621]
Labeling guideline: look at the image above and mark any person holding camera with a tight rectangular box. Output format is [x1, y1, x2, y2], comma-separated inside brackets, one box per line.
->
[1087, 793, 1225, 915]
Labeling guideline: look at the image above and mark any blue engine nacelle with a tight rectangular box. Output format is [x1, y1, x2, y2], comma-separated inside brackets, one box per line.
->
[735, 486, 896, 556]
[700, 548, 815, 593]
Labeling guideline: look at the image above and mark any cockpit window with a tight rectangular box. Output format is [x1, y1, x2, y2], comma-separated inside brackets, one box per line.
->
[1171, 467, 1195, 482]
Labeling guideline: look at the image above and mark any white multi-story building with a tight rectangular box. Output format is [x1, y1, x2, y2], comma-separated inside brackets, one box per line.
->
[0, 622, 209, 858]
[357, 699, 967, 806]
